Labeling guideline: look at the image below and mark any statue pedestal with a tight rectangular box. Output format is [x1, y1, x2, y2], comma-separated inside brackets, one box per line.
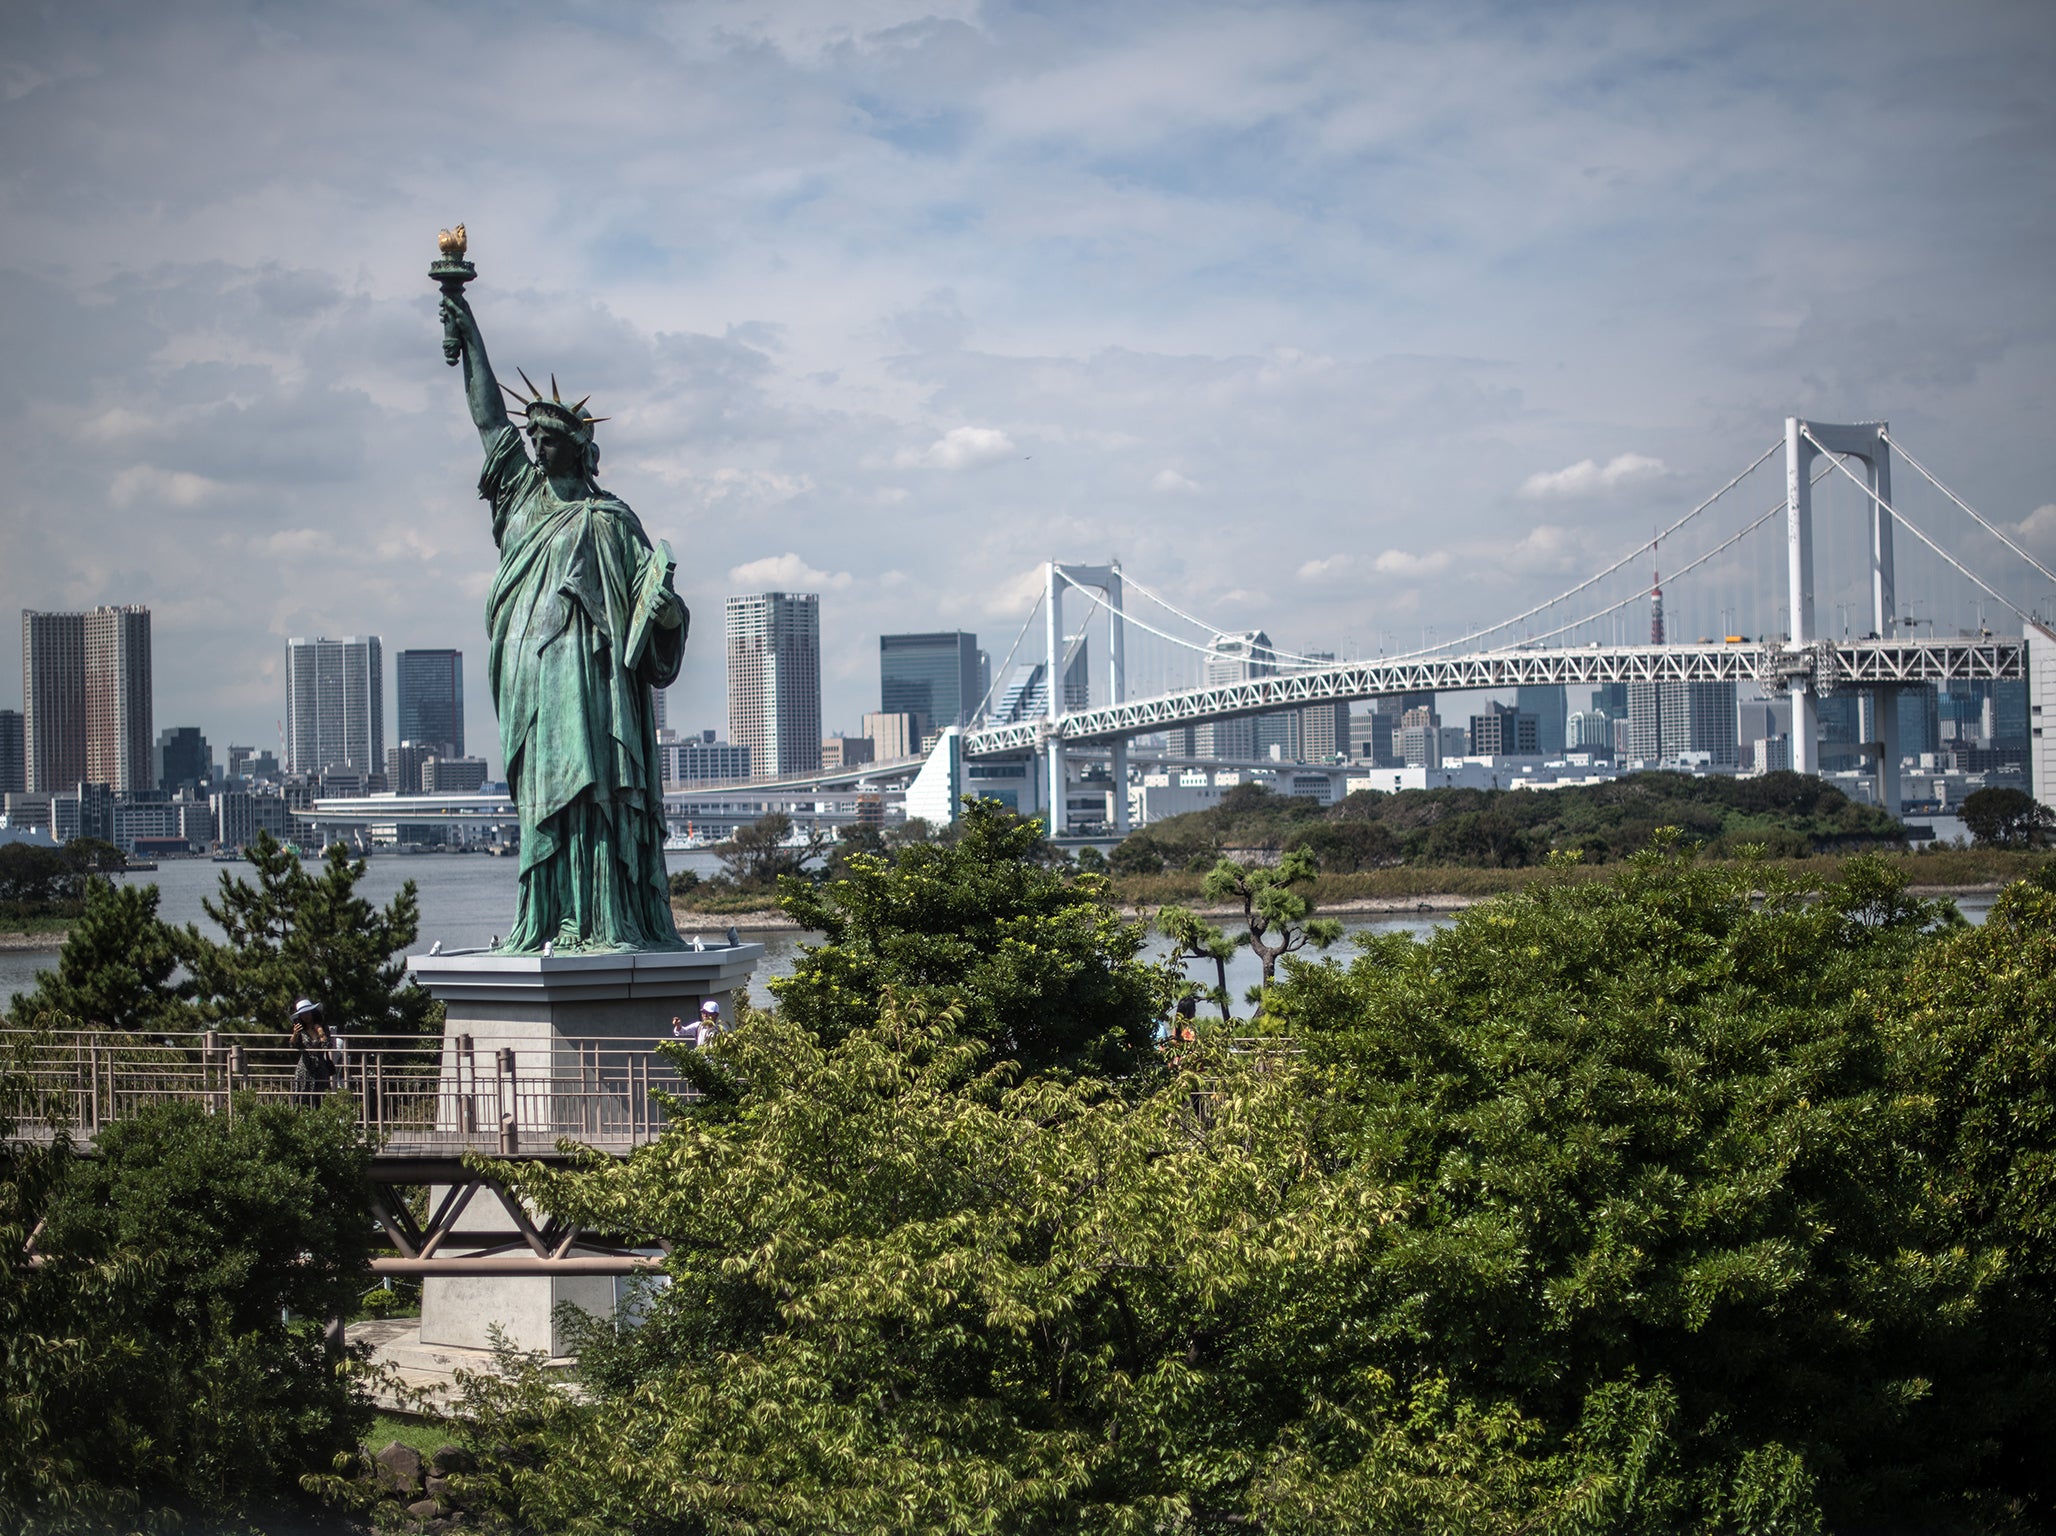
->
[403, 945, 764, 1355]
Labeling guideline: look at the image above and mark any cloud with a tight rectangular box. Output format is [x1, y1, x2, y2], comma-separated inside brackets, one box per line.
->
[1151, 468, 1202, 494]
[1519, 453, 1668, 500]
[1372, 549, 1454, 577]
[2014, 503, 2056, 558]
[893, 425, 1017, 470]
[1297, 553, 1351, 580]
[726, 552, 854, 591]
[109, 465, 219, 508]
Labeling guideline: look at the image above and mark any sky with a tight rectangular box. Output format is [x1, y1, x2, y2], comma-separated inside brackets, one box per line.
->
[3, 0, 2052, 773]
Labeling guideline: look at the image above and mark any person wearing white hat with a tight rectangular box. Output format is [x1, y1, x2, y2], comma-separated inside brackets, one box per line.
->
[695, 997, 722, 1047]
[288, 998, 337, 1107]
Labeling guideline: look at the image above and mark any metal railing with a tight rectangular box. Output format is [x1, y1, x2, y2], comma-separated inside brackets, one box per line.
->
[0, 1029, 696, 1155]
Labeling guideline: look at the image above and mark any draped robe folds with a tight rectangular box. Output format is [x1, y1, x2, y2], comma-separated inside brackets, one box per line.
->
[479, 426, 685, 952]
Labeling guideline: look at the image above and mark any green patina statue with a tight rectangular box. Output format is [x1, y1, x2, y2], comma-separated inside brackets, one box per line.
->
[434, 230, 686, 954]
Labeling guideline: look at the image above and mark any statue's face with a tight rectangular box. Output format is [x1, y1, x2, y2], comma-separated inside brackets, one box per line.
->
[531, 423, 581, 474]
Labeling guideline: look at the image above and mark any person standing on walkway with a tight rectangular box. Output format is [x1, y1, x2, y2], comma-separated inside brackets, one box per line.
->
[289, 998, 337, 1107]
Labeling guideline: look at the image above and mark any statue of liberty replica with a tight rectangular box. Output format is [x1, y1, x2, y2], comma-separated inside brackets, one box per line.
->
[432, 229, 686, 953]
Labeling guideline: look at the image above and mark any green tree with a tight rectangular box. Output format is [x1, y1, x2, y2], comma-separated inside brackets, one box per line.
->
[180, 831, 438, 1035]
[7, 876, 192, 1030]
[1202, 845, 1343, 996]
[775, 800, 1161, 1079]
[3, 1092, 375, 1529]
[1961, 785, 2053, 848]
[1156, 902, 1237, 1020]
[716, 810, 830, 889]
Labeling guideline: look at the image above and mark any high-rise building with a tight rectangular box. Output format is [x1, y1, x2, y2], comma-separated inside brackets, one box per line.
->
[1198, 631, 1275, 761]
[992, 641, 1090, 726]
[726, 593, 821, 778]
[395, 648, 463, 758]
[24, 607, 152, 794]
[84, 606, 151, 793]
[864, 711, 927, 761]
[423, 756, 489, 793]
[386, 742, 433, 795]
[1629, 679, 1739, 766]
[285, 636, 383, 775]
[1398, 705, 1441, 769]
[22, 610, 85, 793]
[881, 632, 982, 734]
[821, 736, 875, 770]
[1296, 653, 1349, 762]
[154, 726, 212, 796]
[1470, 702, 1540, 756]
[0, 709, 23, 796]
[1515, 684, 1567, 756]
[662, 738, 752, 785]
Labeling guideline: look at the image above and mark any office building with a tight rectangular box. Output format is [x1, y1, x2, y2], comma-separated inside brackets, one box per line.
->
[1628, 679, 1739, 766]
[386, 742, 433, 795]
[1567, 708, 1617, 753]
[395, 648, 464, 758]
[863, 711, 927, 761]
[423, 756, 489, 794]
[992, 641, 1090, 727]
[1591, 682, 1629, 716]
[1516, 684, 1567, 756]
[154, 726, 212, 796]
[1198, 631, 1275, 761]
[0, 709, 22, 796]
[663, 738, 752, 785]
[52, 782, 116, 844]
[286, 635, 384, 775]
[85, 605, 152, 793]
[1296, 653, 1350, 762]
[212, 788, 291, 851]
[1470, 702, 1541, 757]
[726, 593, 822, 778]
[821, 735, 875, 771]
[1398, 706, 1442, 769]
[881, 632, 982, 734]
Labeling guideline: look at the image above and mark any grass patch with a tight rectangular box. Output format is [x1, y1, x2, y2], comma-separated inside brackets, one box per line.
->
[0, 913, 77, 937]
[367, 1410, 450, 1456]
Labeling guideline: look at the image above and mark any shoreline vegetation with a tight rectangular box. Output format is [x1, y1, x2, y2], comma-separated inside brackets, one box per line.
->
[4, 847, 2040, 946]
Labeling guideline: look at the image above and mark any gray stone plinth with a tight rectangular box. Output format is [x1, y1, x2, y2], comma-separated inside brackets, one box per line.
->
[405, 944, 759, 1354]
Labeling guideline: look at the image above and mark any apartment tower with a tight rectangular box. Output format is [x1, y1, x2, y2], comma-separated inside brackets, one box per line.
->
[285, 635, 384, 775]
[23, 606, 152, 793]
[725, 593, 822, 779]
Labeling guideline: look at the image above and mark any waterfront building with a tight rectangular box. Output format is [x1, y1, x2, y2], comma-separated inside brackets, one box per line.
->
[726, 592, 821, 778]
[212, 787, 291, 851]
[386, 742, 434, 795]
[0, 709, 22, 795]
[881, 632, 982, 735]
[85, 606, 152, 793]
[663, 738, 752, 785]
[395, 648, 464, 758]
[154, 726, 212, 796]
[22, 610, 86, 793]
[821, 735, 875, 771]
[51, 782, 115, 844]
[285, 635, 384, 775]
[423, 756, 489, 794]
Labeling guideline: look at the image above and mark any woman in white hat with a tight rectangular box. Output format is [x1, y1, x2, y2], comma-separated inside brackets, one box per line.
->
[288, 998, 337, 1107]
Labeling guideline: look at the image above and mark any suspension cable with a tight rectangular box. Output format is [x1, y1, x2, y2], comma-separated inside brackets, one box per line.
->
[1803, 429, 2030, 626]
[1119, 574, 1336, 667]
[970, 586, 1043, 723]
[1879, 428, 2056, 588]
[1497, 457, 1838, 650]
[1384, 438, 1783, 659]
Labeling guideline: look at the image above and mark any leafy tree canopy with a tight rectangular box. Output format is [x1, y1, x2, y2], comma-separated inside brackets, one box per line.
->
[1961, 785, 2053, 848]
[773, 798, 1161, 1079]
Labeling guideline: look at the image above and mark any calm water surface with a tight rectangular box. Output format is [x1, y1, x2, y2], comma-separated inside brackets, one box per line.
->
[0, 852, 1999, 1013]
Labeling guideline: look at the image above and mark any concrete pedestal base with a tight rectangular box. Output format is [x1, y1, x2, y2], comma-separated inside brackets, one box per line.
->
[403, 944, 761, 1355]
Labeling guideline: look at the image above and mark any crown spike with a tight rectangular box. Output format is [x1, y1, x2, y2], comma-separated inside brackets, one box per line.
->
[584, 416, 609, 425]
[515, 366, 543, 400]
[571, 395, 592, 415]
[550, 373, 560, 401]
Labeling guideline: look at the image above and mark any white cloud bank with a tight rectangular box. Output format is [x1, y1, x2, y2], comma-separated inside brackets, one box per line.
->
[726, 552, 854, 591]
[893, 426, 1017, 470]
[1520, 452, 1668, 500]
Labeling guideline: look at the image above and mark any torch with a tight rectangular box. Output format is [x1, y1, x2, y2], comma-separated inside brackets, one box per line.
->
[431, 224, 477, 367]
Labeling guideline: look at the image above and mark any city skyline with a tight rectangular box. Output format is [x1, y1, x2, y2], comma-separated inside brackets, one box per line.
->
[1, 3, 2050, 756]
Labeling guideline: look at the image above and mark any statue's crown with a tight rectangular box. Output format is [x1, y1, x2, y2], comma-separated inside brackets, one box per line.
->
[501, 369, 607, 439]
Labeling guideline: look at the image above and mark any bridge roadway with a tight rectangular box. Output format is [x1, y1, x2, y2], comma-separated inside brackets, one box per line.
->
[963, 637, 2029, 755]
